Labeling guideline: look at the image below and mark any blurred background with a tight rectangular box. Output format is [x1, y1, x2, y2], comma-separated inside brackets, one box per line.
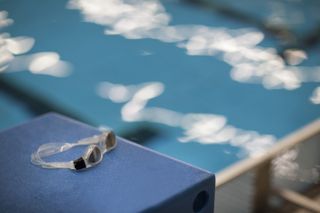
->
[0, 0, 320, 212]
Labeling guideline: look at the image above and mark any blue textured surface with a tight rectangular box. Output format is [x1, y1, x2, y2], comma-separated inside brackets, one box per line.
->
[0, 113, 215, 213]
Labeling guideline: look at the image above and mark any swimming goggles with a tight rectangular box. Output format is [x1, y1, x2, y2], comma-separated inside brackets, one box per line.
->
[31, 131, 117, 170]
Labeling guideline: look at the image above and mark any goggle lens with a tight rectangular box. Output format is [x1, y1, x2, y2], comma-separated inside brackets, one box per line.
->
[87, 146, 102, 164]
[104, 131, 116, 151]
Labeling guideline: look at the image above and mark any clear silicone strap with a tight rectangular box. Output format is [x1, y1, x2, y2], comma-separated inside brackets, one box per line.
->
[31, 134, 102, 170]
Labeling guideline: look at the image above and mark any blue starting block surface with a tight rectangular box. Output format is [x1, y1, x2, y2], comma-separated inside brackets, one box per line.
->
[0, 113, 215, 213]
[0, 0, 319, 174]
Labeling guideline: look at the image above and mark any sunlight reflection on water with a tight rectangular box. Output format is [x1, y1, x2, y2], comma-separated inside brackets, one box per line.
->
[69, 0, 320, 103]
[97, 81, 277, 157]
[0, 11, 72, 77]
[310, 86, 320, 104]
[98, 81, 320, 182]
